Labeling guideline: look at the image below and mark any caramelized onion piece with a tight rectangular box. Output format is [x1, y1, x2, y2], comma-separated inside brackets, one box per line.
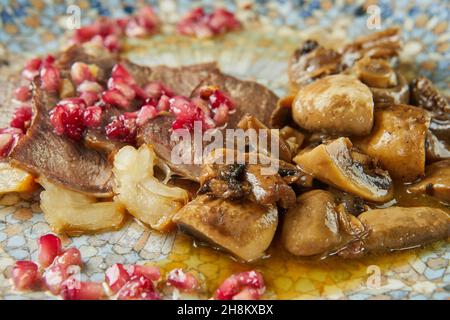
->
[358, 207, 450, 253]
[292, 75, 374, 136]
[354, 104, 430, 182]
[407, 160, 450, 203]
[173, 195, 278, 262]
[293, 137, 393, 202]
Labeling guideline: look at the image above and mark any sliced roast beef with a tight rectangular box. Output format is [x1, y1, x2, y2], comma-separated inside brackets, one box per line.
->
[10, 82, 114, 196]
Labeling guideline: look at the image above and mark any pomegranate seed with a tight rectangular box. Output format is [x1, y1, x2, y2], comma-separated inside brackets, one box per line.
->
[73, 24, 100, 43]
[79, 91, 100, 106]
[77, 80, 103, 93]
[83, 106, 103, 128]
[107, 77, 136, 100]
[55, 248, 83, 268]
[40, 65, 61, 92]
[22, 58, 42, 80]
[127, 265, 161, 282]
[70, 62, 95, 86]
[12, 261, 40, 291]
[213, 104, 229, 126]
[13, 85, 31, 102]
[157, 95, 170, 111]
[136, 105, 158, 126]
[43, 54, 56, 66]
[44, 263, 69, 294]
[209, 89, 234, 109]
[102, 89, 130, 109]
[0, 133, 14, 158]
[49, 98, 87, 141]
[209, 8, 241, 34]
[37, 234, 62, 268]
[103, 34, 120, 52]
[231, 287, 261, 300]
[214, 270, 265, 300]
[61, 277, 104, 300]
[10, 105, 32, 133]
[144, 82, 174, 100]
[111, 64, 135, 84]
[167, 269, 200, 292]
[117, 276, 160, 300]
[105, 263, 130, 293]
[125, 6, 159, 38]
[132, 84, 149, 100]
[105, 113, 137, 144]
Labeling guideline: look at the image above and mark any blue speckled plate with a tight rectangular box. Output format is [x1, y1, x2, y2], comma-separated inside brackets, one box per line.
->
[0, 0, 449, 300]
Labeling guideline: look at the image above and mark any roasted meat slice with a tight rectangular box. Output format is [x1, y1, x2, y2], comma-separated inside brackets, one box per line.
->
[294, 138, 393, 202]
[172, 194, 278, 262]
[10, 83, 114, 196]
[407, 160, 450, 203]
[354, 104, 430, 182]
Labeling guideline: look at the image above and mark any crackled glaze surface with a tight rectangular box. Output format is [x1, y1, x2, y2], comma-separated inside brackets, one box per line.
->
[0, 0, 449, 300]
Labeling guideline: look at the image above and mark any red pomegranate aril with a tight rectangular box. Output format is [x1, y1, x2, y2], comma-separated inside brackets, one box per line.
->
[12, 260, 40, 291]
[13, 85, 31, 102]
[214, 270, 265, 300]
[105, 263, 130, 293]
[209, 90, 234, 109]
[105, 114, 137, 144]
[167, 269, 200, 292]
[209, 8, 241, 34]
[125, 6, 159, 38]
[56, 248, 83, 269]
[108, 77, 136, 100]
[73, 24, 100, 43]
[49, 98, 87, 141]
[0, 133, 14, 158]
[10, 105, 32, 133]
[102, 89, 130, 109]
[127, 265, 161, 282]
[38, 234, 62, 268]
[157, 95, 170, 111]
[213, 104, 229, 126]
[22, 58, 42, 80]
[40, 65, 61, 92]
[136, 105, 158, 126]
[44, 263, 69, 294]
[79, 91, 100, 106]
[103, 34, 120, 52]
[78, 80, 103, 93]
[111, 64, 135, 84]
[117, 276, 160, 300]
[83, 106, 103, 128]
[132, 84, 149, 100]
[70, 62, 95, 86]
[231, 287, 260, 300]
[61, 277, 104, 300]
[43, 54, 56, 66]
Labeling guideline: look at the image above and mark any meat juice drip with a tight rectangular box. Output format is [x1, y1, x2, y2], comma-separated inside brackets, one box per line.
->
[157, 181, 449, 299]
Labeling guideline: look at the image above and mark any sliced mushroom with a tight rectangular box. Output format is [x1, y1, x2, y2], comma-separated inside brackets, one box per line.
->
[353, 57, 409, 104]
[237, 114, 292, 162]
[293, 137, 393, 202]
[281, 190, 365, 257]
[358, 206, 450, 253]
[292, 75, 374, 136]
[340, 27, 401, 68]
[288, 40, 342, 91]
[410, 77, 450, 119]
[407, 160, 450, 203]
[172, 195, 278, 262]
[426, 130, 450, 163]
[354, 104, 430, 182]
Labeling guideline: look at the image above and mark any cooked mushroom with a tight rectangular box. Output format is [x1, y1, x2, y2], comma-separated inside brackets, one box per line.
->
[293, 137, 393, 202]
[358, 206, 450, 253]
[279, 126, 305, 156]
[172, 195, 278, 262]
[292, 75, 374, 136]
[407, 160, 450, 203]
[269, 95, 295, 129]
[426, 130, 450, 163]
[288, 40, 342, 91]
[340, 27, 401, 68]
[353, 57, 409, 104]
[237, 114, 292, 162]
[281, 190, 365, 257]
[410, 77, 450, 119]
[354, 104, 430, 182]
